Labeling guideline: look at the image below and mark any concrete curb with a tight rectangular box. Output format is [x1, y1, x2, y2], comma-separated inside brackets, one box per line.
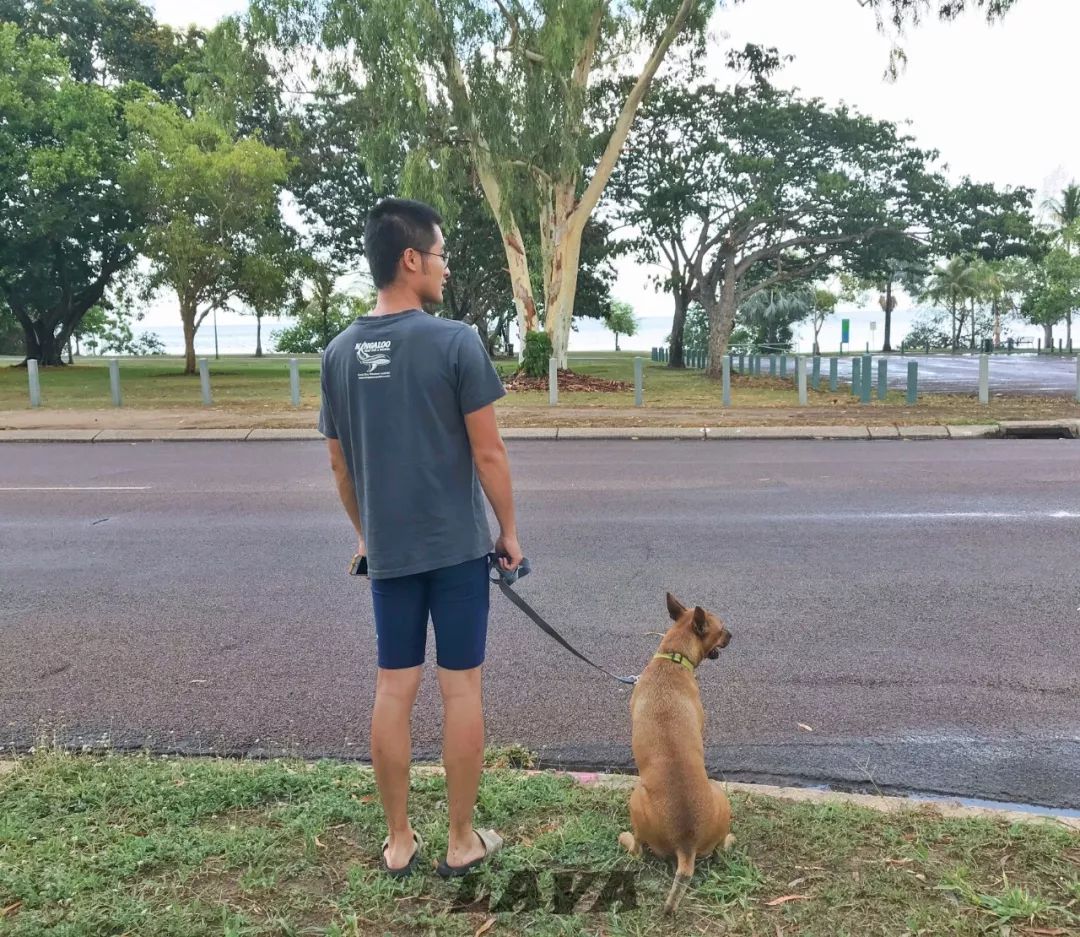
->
[946, 424, 1000, 438]
[2, 422, 1079, 444]
[898, 425, 950, 439]
[706, 425, 869, 440]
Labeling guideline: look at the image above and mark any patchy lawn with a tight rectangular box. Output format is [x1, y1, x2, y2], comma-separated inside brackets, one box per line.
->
[1, 753, 1077, 936]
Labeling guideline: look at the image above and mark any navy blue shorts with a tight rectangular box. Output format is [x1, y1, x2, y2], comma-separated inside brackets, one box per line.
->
[370, 555, 490, 670]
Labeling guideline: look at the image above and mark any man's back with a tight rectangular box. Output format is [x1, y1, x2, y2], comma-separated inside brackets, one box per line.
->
[319, 308, 506, 579]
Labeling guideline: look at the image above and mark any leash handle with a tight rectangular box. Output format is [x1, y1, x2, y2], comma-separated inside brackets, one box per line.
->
[489, 553, 531, 585]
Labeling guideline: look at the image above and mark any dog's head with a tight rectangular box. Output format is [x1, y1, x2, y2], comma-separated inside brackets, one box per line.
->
[665, 592, 731, 662]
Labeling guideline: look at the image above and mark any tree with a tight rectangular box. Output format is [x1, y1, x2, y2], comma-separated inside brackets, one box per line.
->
[273, 285, 372, 354]
[923, 256, 981, 350]
[843, 232, 930, 352]
[1042, 182, 1079, 348]
[737, 285, 815, 352]
[811, 288, 839, 355]
[606, 302, 638, 351]
[615, 78, 937, 380]
[235, 230, 304, 357]
[77, 305, 164, 356]
[253, 0, 715, 368]
[0, 0, 202, 103]
[125, 101, 291, 373]
[1017, 248, 1080, 350]
[0, 25, 143, 365]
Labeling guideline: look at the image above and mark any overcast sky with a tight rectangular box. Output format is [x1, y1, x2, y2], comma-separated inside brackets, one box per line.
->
[149, 0, 1079, 349]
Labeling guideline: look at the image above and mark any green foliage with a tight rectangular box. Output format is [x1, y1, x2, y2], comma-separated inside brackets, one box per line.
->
[125, 99, 291, 370]
[904, 310, 952, 349]
[0, 23, 142, 363]
[605, 301, 638, 350]
[78, 305, 165, 356]
[272, 292, 372, 354]
[522, 330, 553, 379]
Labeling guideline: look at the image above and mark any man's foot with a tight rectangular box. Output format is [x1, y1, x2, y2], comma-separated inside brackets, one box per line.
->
[381, 829, 424, 878]
[438, 828, 503, 878]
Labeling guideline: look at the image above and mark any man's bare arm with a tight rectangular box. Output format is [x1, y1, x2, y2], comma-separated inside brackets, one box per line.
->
[327, 438, 364, 549]
[464, 403, 522, 569]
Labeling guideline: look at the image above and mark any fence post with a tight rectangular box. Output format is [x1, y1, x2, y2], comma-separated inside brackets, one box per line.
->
[634, 356, 644, 407]
[907, 361, 918, 405]
[109, 358, 122, 407]
[27, 359, 42, 408]
[979, 353, 989, 405]
[549, 357, 558, 406]
[289, 358, 301, 407]
[877, 358, 887, 401]
[797, 357, 808, 406]
[198, 358, 213, 405]
[780, 354, 788, 379]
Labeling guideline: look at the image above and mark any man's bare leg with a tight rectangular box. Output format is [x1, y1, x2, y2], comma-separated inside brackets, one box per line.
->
[371, 665, 423, 869]
[438, 665, 487, 867]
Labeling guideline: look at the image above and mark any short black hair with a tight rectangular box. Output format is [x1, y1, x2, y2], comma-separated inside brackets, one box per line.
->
[364, 198, 443, 289]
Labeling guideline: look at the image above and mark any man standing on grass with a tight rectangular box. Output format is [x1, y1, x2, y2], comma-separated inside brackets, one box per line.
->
[320, 197, 523, 878]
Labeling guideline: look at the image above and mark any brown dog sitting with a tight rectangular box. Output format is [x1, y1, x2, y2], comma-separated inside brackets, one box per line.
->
[618, 592, 734, 915]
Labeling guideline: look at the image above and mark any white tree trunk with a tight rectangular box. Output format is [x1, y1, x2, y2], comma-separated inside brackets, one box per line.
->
[541, 182, 585, 368]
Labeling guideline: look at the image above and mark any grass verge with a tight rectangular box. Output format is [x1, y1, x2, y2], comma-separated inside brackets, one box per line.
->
[1, 753, 1077, 936]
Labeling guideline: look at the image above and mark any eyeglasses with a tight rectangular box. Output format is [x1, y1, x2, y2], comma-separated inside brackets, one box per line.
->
[413, 248, 450, 265]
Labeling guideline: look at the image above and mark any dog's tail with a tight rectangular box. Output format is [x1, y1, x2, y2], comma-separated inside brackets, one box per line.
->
[663, 851, 695, 915]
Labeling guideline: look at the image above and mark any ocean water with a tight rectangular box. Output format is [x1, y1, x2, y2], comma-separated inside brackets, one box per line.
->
[132, 307, 1053, 358]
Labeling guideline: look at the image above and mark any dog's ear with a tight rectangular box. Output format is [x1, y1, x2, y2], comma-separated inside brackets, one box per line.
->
[666, 592, 687, 621]
[692, 606, 709, 638]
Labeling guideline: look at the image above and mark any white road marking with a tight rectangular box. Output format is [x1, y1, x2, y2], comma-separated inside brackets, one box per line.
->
[0, 486, 151, 492]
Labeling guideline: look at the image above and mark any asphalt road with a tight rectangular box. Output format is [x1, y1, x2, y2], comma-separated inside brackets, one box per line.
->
[2, 439, 1079, 810]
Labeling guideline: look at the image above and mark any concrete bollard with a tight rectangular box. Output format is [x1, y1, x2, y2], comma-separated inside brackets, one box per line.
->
[27, 359, 42, 408]
[877, 358, 887, 401]
[769, 354, 777, 377]
[549, 357, 558, 406]
[722, 354, 731, 407]
[797, 357, 808, 406]
[811, 356, 821, 391]
[907, 361, 918, 405]
[860, 354, 872, 404]
[109, 358, 122, 407]
[829, 357, 838, 393]
[851, 357, 861, 396]
[1076, 355, 1080, 403]
[634, 356, 644, 407]
[780, 354, 788, 379]
[199, 358, 213, 406]
[289, 358, 301, 407]
[738, 353, 745, 373]
[979, 354, 989, 405]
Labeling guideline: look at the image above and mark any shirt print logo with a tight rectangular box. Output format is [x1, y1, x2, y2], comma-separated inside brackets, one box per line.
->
[356, 340, 392, 379]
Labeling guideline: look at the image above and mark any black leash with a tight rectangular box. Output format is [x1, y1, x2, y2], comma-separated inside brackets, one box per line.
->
[489, 556, 638, 687]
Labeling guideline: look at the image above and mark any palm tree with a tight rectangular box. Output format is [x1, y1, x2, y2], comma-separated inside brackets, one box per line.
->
[924, 257, 980, 351]
[1043, 182, 1080, 348]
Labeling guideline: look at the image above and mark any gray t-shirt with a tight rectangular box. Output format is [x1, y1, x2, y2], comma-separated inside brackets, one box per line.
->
[319, 309, 507, 579]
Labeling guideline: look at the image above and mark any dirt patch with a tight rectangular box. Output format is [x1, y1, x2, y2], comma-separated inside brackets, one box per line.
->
[503, 369, 630, 392]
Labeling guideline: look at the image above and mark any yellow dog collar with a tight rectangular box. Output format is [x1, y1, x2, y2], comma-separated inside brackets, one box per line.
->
[653, 652, 695, 674]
